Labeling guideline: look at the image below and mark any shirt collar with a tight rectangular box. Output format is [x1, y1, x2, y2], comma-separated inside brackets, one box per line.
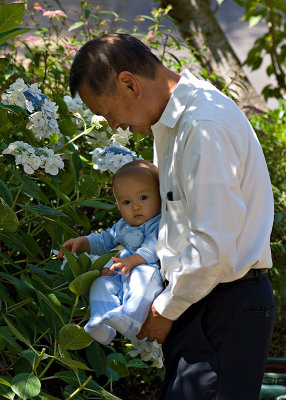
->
[152, 69, 196, 130]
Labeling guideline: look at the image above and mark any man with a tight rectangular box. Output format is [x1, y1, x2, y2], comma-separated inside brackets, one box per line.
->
[69, 33, 275, 399]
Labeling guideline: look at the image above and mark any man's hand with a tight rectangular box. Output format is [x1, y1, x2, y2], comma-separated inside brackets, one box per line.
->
[137, 304, 173, 344]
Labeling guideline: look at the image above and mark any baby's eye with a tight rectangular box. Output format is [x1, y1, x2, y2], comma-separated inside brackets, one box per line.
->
[122, 200, 130, 205]
[141, 195, 148, 201]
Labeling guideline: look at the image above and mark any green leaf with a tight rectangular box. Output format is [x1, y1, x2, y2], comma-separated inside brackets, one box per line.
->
[86, 342, 107, 376]
[56, 355, 91, 370]
[78, 175, 100, 198]
[0, 101, 29, 116]
[107, 353, 129, 378]
[76, 252, 92, 274]
[79, 199, 115, 210]
[1, 232, 40, 260]
[0, 378, 14, 400]
[11, 373, 41, 400]
[0, 272, 34, 297]
[68, 21, 85, 31]
[0, 198, 19, 232]
[0, 326, 24, 353]
[49, 219, 78, 237]
[59, 246, 81, 277]
[21, 349, 49, 364]
[59, 324, 93, 350]
[36, 291, 64, 323]
[72, 151, 83, 180]
[3, 317, 31, 347]
[19, 204, 67, 217]
[90, 251, 118, 271]
[0, 28, 30, 45]
[0, 3, 25, 33]
[249, 15, 263, 28]
[127, 358, 149, 368]
[69, 270, 100, 296]
[53, 372, 122, 399]
[0, 179, 13, 206]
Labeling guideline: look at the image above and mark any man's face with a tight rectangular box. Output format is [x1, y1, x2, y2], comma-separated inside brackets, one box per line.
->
[78, 81, 154, 135]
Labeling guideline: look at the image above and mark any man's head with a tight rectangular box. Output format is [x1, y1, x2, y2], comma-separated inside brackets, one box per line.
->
[112, 160, 161, 227]
[69, 33, 179, 135]
[70, 33, 162, 98]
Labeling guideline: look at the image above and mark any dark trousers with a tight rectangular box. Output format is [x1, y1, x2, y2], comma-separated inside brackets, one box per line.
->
[159, 274, 275, 400]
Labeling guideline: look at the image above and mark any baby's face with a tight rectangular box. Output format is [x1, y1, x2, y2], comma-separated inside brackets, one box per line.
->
[114, 172, 161, 226]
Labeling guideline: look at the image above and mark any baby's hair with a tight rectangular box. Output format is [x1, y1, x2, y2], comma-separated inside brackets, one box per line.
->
[112, 160, 159, 189]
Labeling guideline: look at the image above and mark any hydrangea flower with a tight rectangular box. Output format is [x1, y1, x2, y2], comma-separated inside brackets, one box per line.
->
[90, 142, 139, 174]
[128, 337, 164, 368]
[64, 94, 95, 129]
[1, 78, 59, 140]
[2, 141, 64, 176]
[110, 127, 132, 147]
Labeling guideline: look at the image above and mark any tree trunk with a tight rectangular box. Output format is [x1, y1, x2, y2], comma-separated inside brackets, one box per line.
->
[160, 0, 266, 110]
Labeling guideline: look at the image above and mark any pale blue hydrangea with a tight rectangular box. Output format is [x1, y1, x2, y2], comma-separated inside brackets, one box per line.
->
[90, 141, 139, 173]
[2, 141, 64, 175]
[64, 94, 95, 128]
[1, 78, 59, 140]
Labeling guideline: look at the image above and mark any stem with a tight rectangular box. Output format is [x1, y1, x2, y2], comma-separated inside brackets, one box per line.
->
[33, 348, 46, 375]
[33, 328, 51, 345]
[55, 125, 96, 153]
[69, 295, 79, 323]
[38, 357, 55, 379]
[12, 183, 23, 210]
[65, 376, 92, 400]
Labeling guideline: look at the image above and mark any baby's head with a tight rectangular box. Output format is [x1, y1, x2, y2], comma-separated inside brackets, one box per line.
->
[113, 160, 161, 226]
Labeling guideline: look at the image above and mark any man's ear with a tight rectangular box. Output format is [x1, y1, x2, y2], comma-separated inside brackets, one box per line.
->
[117, 71, 141, 97]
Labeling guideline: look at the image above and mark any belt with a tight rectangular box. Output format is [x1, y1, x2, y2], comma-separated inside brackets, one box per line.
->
[237, 268, 269, 281]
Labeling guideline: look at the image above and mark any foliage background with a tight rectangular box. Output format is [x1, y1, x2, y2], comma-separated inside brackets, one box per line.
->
[0, 1, 285, 399]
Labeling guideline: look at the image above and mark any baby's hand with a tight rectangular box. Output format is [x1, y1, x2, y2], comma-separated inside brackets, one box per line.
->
[110, 257, 134, 277]
[100, 267, 114, 277]
[57, 236, 90, 259]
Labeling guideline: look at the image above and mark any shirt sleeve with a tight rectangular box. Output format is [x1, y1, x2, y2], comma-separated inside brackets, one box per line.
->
[86, 222, 119, 255]
[154, 120, 247, 320]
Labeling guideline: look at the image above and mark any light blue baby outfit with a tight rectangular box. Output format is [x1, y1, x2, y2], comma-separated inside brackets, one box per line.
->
[84, 214, 163, 345]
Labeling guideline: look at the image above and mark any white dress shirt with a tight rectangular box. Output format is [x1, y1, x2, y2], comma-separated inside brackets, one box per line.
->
[152, 69, 274, 320]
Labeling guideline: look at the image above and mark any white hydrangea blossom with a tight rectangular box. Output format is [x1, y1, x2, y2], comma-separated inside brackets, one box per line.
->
[1, 78, 59, 140]
[128, 337, 164, 368]
[110, 127, 132, 147]
[90, 141, 139, 174]
[2, 141, 64, 176]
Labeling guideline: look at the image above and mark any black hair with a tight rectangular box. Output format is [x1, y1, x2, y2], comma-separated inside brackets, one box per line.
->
[69, 33, 162, 97]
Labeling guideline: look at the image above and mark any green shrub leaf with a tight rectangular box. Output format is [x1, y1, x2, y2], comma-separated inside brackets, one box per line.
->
[0, 3, 25, 33]
[59, 246, 81, 277]
[11, 373, 41, 400]
[90, 251, 118, 271]
[69, 270, 100, 296]
[59, 324, 93, 350]
[0, 198, 19, 232]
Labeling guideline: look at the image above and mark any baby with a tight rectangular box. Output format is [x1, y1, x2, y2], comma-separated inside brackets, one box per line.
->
[58, 160, 163, 344]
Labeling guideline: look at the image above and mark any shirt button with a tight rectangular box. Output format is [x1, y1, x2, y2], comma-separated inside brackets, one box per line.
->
[264, 310, 270, 318]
